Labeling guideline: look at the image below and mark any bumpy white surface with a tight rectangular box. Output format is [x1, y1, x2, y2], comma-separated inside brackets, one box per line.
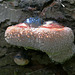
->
[5, 22, 75, 63]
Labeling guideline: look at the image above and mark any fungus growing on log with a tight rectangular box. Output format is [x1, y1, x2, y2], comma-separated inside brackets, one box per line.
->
[5, 19, 75, 63]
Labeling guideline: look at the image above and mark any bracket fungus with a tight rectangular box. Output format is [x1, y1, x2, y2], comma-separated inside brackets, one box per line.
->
[5, 17, 75, 63]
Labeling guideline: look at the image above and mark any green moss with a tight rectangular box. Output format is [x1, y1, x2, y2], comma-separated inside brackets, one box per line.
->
[24, 47, 36, 50]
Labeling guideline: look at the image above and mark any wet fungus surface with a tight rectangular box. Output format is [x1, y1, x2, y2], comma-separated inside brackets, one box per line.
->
[5, 17, 75, 63]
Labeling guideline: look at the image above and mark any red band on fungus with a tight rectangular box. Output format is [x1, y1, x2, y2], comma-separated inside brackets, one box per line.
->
[40, 24, 64, 29]
[16, 23, 28, 28]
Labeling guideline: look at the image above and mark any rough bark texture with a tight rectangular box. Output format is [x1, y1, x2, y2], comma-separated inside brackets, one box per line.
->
[0, 0, 75, 75]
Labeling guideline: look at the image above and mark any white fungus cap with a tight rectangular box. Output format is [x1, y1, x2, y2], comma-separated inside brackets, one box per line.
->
[5, 21, 75, 63]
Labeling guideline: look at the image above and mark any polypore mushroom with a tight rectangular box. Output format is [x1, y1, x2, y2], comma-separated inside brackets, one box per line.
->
[5, 19, 75, 63]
